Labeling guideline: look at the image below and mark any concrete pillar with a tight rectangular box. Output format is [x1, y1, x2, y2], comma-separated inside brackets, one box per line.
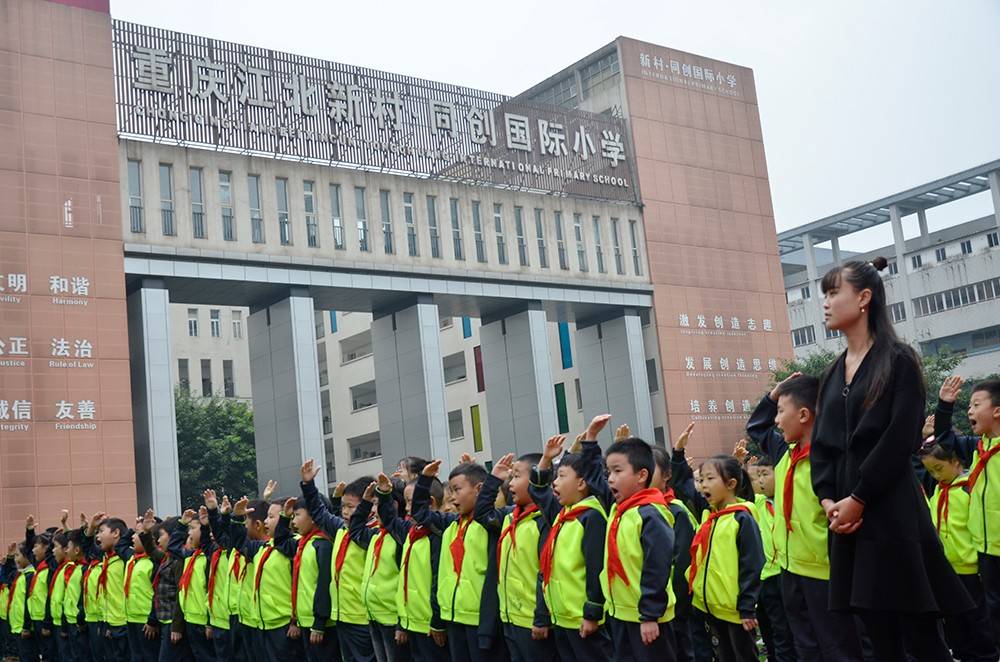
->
[248, 288, 326, 494]
[127, 279, 181, 514]
[480, 303, 558, 459]
[802, 232, 818, 284]
[989, 171, 1000, 230]
[576, 311, 655, 447]
[917, 208, 929, 241]
[371, 297, 450, 474]
[830, 236, 842, 266]
[888, 205, 915, 339]
[889, 204, 907, 266]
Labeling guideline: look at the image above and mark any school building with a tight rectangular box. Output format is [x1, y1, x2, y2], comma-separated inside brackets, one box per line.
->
[0, 0, 788, 539]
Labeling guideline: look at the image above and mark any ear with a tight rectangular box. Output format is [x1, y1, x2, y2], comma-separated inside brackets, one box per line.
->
[798, 407, 810, 423]
[858, 287, 873, 309]
[637, 467, 650, 487]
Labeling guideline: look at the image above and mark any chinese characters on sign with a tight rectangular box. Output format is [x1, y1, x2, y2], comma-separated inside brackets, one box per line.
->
[677, 312, 773, 336]
[0, 272, 27, 304]
[49, 274, 91, 306]
[114, 21, 637, 202]
[0, 400, 98, 432]
[636, 52, 742, 98]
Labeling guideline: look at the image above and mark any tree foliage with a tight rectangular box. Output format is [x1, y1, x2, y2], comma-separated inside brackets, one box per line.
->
[175, 389, 258, 511]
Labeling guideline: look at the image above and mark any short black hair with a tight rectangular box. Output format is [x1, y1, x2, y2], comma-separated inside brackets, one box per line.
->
[344, 476, 374, 500]
[65, 529, 84, 549]
[517, 453, 543, 466]
[16, 542, 31, 558]
[651, 446, 672, 482]
[247, 500, 269, 524]
[774, 374, 820, 413]
[53, 532, 69, 548]
[33, 532, 53, 552]
[152, 516, 181, 541]
[700, 454, 755, 502]
[972, 379, 1000, 407]
[557, 452, 587, 479]
[918, 440, 961, 464]
[448, 461, 488, 486]
[605, 437, 655, 488]
[751, 454, 775, 469]
[99, 518, 129, 539]
[399, 456, 429, 476]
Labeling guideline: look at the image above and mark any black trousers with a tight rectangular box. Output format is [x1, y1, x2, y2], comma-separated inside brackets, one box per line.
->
[370, 622, 409, 662]
[757, 575, 796, 661]
[943, 573, 999, 662]
[445, 623, 506, 662]
[407, 631, 450, 662]
[186, 622, 216, 661]
[127, 622, 159, 661]
[209, 622, 233, 662]
[258, 626, 296, 662]
[18, 632, 39, 662]
[105, 624, 131, 659]
[336, 623, 374, 662]
[704, 613, 757, 662]
[552, 624, 611, 662]
[780, 570, 864, 662]
[671, 614, 695, 662]
[608, 617, 676, 662]
[71, 623, 91, 662]
[303, 625, 341, 662]
[58, 624, 78, 662]
[857, 610, 951, 662]
[688, 609, 715, 662]
[34, 621, 57, 661]
[979, 552, 1000, 646]
[158, 622, 193, 662]
[501, 622, 555, 662]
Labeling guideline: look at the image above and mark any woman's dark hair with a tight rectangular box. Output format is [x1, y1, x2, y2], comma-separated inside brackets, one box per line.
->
[820, 257, 925, 409]
[701, 454, 755, 502]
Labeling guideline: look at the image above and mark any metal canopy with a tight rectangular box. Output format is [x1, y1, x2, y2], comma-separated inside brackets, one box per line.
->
[777, 159, 1000, 255]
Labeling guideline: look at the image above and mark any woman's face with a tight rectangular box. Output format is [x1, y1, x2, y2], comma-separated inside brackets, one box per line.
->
[822, 271, 870, 332]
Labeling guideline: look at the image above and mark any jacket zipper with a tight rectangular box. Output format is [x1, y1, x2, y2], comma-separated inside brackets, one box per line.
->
[701, 522, 715, 619]
[502, 533, 512, 623]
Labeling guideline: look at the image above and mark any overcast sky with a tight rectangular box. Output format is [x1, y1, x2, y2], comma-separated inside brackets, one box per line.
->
[111, 0, 1000, 252]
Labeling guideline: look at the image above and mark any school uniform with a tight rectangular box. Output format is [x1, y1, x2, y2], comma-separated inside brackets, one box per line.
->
[0, 577, 10, 658]
[528, 464, 612, 662]
[411, 473, 505, 662]
[83, 528, 134, 659]
[25, 546, 56, 661]
[746, 393, 865, 662]
[124, 551, 157, 661]
[49, 559, 77, 662]
[80, 553, 104, 661]
[177, 523, 217, 661]
[141, 527, 193, 662]
[377, 486, 449, 662]
[664, 490, 698, 662]
[936, 397, 1000, 646]
[62, 559, 87, 662]
[208, 508, 249, 662]
[9, 565, 38, 662]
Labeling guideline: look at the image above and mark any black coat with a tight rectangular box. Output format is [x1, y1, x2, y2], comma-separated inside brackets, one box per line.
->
[811, 342, 974, 615]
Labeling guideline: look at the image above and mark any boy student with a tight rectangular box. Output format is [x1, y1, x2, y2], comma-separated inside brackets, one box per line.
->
[123, 510, 157, 662]
[935, 376, 1000, 643]
[529, 434, 611, 661]
[474, 451, 553, 662]
[228, 493, 295, 662]
[84, 512, 134, 659]
[24, 516, 57, 661]
[176, 506, 217, 660]
[270, 493, 338, 662]
[204, 491, 246, 662]
[412, 457, 506, 662]
[583, 414, 677, 662]
[141, 512, 190, 662]
[299, 459, 377, 662]
[6, 540, 37, 662]
[375, 471, 450, 662]
[62, 524, 90, 662]
[746, 372, 864, 662]
[348, 480, 407, 662]
[49, 526, 77, 662]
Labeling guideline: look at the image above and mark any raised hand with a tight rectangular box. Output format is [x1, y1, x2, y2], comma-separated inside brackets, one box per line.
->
[570, 432, 584, 454]
[282, 497, 296, 518]
[6, 542, 15, 557]
[220, 495, 232, 516]
[584, 414, 612, 441]
[939, 375, 963, 403]
[492, 453, 514, 480]
[922, 415, 935, 440]
[181, 509, 197, 525]
[332, 481, 346, 498]
[540, 435, 565, 471]
[301, 459, 320, 483]
[59, 510, 69, 533]
[198, 506, 209, 527]
[614, 423, 631, 442]
[87, 512, 107, 535]
[733, 439, 749, 465]
[203, 489, 219, 511]
[261, 479, 278, 502]
[233, 496, 251, 518]
[422, 459, 443, 478]
[770, 371, 802, 401]
[25, 514, 35, 531]
[363, 482, 376, 502]
[142, 508, 156, 533]
[675, 422, 695, 451]
[459, 452, 474, 465]
[376, 472, 393, 493]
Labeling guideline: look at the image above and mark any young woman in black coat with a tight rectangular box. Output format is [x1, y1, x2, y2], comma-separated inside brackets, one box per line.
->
[810, 256, 975, 661]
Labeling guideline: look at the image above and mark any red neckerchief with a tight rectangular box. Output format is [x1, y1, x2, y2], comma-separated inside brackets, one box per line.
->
[28, 561, 48, 598]
[178, 549, 203, 598]
[291, 529, 327, 615]
[47, 561, 69, 598]
[231, 550, 244, 581]
[936, 477, 969, 534]
[663, 488, 676, 504]
[448, 516, 474, 582]
[782, 442, 810, 531]
[207, 549, 223, 608]
[333, 531, 352, 584]
[968, 439, 1000, 491]
[123, 553, 146, 599]
[765, 500, 775, 517]
[96, 552, 116, 598]
[370, 528, 390, 575]
[402, 525, 430, 602]
[687, 504, 751, 594]
[496, 504, 539, 567]
[539, 503, 590, 586]
[606, 488, 667, 589]
[5, 574, 19, 612]
[252, 544, 275, 593]
[62, 562, 76, 588]
[82, 560, 99, 610]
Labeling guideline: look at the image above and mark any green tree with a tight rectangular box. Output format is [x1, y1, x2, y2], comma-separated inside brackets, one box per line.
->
[175, 389, 258, 510]
[772, 350, 838, 382]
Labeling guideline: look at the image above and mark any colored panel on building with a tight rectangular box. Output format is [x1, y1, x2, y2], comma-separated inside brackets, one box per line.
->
[554, 383, 569, 434]
[462, 316, 472, 338]
[558, 322, 573, 369]
[470, 405, 483, 453]
[473, 345, 485, 393]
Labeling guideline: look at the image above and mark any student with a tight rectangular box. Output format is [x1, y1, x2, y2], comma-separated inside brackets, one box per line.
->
[377, 472, 449, 662]
[920, 441, 999, 661]
[84, 513, 133, 659]
[24, 518, 56, 661]
[411, 457, 505, 662]
[474, 451, 554, 662]
[124, 510, 157, 662]
[140, 514, 190, 662]
[745, 373, 864, 662]
[688, 454, 765, 662]
[299, 460, 376, 662]
[229, 494, 295, 662]
[581, 414, 676, 662]
[7, 541, 37, 662]
[62, 526, 90, 662]
[271, 494, 338, 662]
[529, 434, 611, 662]
[935, 375, 1000, 644]
[49, 530, 75, 662]
[177, 506, 217, 660]
[203, 491, 240, 662]
[349, 480, 407, 662]
[812, 258, 972, 660]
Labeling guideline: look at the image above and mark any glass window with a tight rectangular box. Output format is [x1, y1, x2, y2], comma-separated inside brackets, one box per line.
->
[449, 198, 464, 261]
[629, 220, 642, 275]
[177, 358, 189, 394]
[558, 322, 572, 369]
[355, 186, 369, 252]
[321, 390, 332, 435]
[791, 325, 816, 347]
[535, 208, 549, 269]
[404, 192, 418, 256]
[443, 352, 467, 384]
[427, 196, 440, 258]
[448, 410, 464, 440]
[574, 213, 588, 272]
[494, 203, 507, 265]
[349, 381, 377, 411]
[592, 215, 605, 273]
[646, 358, 659, 393]
[127, 159, 143, 232]
[514, 206, 529, 266]
[912, 254, 922, 269]
[470, 405, 483, 452]
[190, 168, 205, 239]
[554, 211, 568, 270]
[231, 310, 243, 338]
[347, 432, 381, 462]
[304, 180, 318, 248]
[474, 345, 485, 392]
[210, 309, 221, 338]
[989, 231, 999, 248]
[961, 239, 973, 255]
[187, 308, 198, 337]
[223, 360, 235, 398]
[276, 178, 291, 245]
[379, 189, 394, 254]
[159, 163, 174, 236]
[200, 359, 212, 397]
[935, 247, 947, 262]
[472, 200, 486, 263]
[248, 175, 264, 243]
[330, 184, 345, 250]
[554, 382, 569, 433]
[611, 218, 624, 275]
[219, 170, 234, 241]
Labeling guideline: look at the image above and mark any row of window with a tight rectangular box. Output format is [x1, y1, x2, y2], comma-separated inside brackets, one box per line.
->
[177, 358, 236, 398]
[186, 308, 243, 339]
[912, 276, 1000, 318]
[796, 301, 908, 347]
[127, 160, 643, 276]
